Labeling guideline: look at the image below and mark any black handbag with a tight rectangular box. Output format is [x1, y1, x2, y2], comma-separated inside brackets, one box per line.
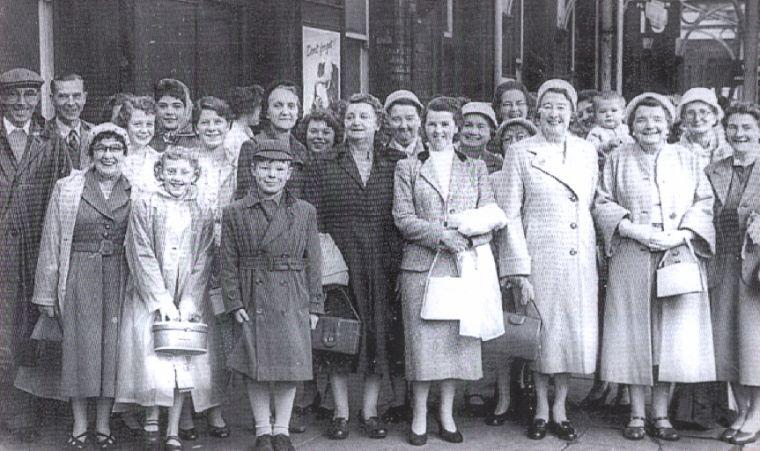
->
[311, 285, 361, 355]
[501, 287, 542, 361]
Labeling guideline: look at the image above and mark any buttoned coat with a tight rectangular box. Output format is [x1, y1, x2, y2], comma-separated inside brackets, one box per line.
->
[115, 190, 222, 411]
[493, 134, 598, 375]
[303, 142, 405, 375]
[594, 142, 716, 385]
[0, 118, 71, 369]
[221, 190, 324, 381]
[44, 118, 93, 170]
[705, 157, 760, 383]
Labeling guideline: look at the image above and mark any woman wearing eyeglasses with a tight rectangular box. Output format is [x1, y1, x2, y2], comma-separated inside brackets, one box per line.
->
[677, 88, 732, 169]
[31, 124, 133, 449]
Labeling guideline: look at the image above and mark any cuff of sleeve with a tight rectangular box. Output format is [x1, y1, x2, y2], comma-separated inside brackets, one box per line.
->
[31, 296, 55, 307]
[309, 295, 325, 315]
[224, 299, 245, 314]
[499, 258, 531, 278]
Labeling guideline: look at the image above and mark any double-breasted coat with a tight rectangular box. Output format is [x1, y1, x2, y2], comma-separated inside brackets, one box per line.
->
[493, 134, 599, 375]
[705, 157, 760, 385]
[221, 189, 324, 381]
[392, 149, 494, 381]
[594, 142, 716, 385]
[303, 142, 405, 376]
[0, 117, 70, 428]
[115, 189, 223, 412]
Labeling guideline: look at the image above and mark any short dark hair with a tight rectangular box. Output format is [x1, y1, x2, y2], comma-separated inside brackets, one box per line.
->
[424, 96, 463, 127]
[261, 80, 301, 123]
[192, 96, 235, 128]
[492, 80, 531, 122]
[102, 92, 133, 123]
[154, 79, 187, 105]
[225, 85, 264, 117]
[88, 131, 128, 158]
[295, 109, 344, 147]
[627, 97, 674, 131]
[51, 73, 84, 94]
[723, 102, 760, 129]
[114, 96, 156, 129]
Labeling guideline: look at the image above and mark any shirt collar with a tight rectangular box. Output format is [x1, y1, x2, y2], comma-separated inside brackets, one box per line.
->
[4, 117, 31, 136]
[55, 117, 81, 139]
[391, 136, 419, 156]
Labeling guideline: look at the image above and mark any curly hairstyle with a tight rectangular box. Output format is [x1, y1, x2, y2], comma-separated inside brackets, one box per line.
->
[424, 96, 463, 127]
[345, 93, 387, 137]
[114, 96, 156, 129]
[154, 147, 201, 183]
[225, 85, 264, 117]
[294, 109, 344, 148]
[626, 96, 674, 131]
[722, 102, 760, 129]
[191, 96, 235, 128]
[260, 80, 301, 125]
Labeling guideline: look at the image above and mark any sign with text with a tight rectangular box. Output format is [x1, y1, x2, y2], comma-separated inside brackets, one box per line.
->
[303, 26, 341, 115]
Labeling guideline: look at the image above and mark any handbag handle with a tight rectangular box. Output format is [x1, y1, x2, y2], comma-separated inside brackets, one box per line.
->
[328, 286, 362, 322]
[657, 236, 698, 269]
[508, 282, 543, 324]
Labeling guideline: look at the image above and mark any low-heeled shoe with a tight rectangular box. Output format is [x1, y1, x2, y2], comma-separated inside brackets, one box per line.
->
[179, 427, 198, 441]
[272, 434, 296, 451]
[407, 428, 428, 446]
[549, 420, 577, 441]
[622, 417, 646, 441]
[485, 410, 512, 426]
[326, 417, 349, 440]
[527, 419, 547, 440]
[253, 434, 275, 451]
[208, 424, 230, 438]
[438, 426, 463, 444]
[719, 427, 738, 443]
[647, 419, 680, 441]
[359, 416, 387, 439]
[731, 430, 760, 445]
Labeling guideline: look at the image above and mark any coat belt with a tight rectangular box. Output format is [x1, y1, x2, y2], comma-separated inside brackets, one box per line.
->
[71, 240, 124, 255]
[239, 256, 306, 271]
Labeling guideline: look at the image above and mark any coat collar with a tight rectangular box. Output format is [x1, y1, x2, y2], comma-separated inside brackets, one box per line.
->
[240, 187, 296, 209]
[80, 168, 131, 218]
[416, 148, 468, 202]
[708, 155, 760, 208]
[525, 134, 586, 197]
[329, 141, 398, 189]
[10, 119, 51, 174]
[240, 187, 297, 248]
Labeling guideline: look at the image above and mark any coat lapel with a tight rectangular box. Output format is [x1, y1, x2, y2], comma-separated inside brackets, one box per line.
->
[81, 170, 114, 219]
[14, 124, 48, 175]
[447, 155, 468, 204]
[337, 150, 365, 189]
[0, 126, 18, 174]
[418, 158, 445, 202]
[707, 158, 733, 207]
[530, 136, 579, 197]
[105, 175, 131, 212]
[740, 161, 760, 209]
[259, 193, 295, 248]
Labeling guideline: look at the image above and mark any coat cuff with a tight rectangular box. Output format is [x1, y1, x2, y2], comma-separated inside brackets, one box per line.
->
[309, 293, 325, 315]
[31, 296, 55, 307]
[499, 257, 531, 278]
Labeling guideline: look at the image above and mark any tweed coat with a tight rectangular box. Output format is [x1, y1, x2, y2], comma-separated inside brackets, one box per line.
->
[705, 156, 760, 383]
[303, 142, 405, 375]
[0, 118, 71, 368]
[221, 189, 324, 381]
[492, 133, 598, 375]
[44, 117, 93, 170]
[680, 128, 733, 170]
[594, 141, 716, 385]
[115, 189, 223, 412]
[235, 127, 308, 200]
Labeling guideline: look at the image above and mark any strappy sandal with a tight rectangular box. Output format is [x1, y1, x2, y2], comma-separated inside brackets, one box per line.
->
[647, 416, 680, 441]
[623, 416, 646, 441]
[66, 432, 89, 449]
[143, 419, 160, 445]
[165, 435, 183, 450]
[95, 431, 117, 449]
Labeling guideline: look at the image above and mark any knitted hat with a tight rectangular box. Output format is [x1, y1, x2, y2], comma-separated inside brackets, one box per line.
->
[676, 87, 724, 122]
[537, 79, 578, 111]
[384, 89, 424, 112]
[461, 102, 498, 129]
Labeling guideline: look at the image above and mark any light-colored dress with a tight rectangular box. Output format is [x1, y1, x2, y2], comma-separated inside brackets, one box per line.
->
[122, 144, 160, 200]
[115, 188, 222, 411]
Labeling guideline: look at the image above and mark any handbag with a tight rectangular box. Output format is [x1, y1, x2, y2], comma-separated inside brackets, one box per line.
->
[656, 239, 704, 298]
[311, 285, 361, 355]
[420, 251, 467, 321]
[501, 287, 542, 361]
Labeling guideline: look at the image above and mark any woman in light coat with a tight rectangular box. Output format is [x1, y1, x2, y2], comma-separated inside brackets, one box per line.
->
[677, 87, 732, 168]
[493, 79, 598, 442]
[116, 96, 161, 200]
[594, 93, 716, 442]
[30, 124, 132, 448]
[704, 103, 760, 445]
[393, 96, 497, 446]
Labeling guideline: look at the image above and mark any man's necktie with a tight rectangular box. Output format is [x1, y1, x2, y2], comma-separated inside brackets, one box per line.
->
[8, 128, 27, 163]
[67, 129, 79, 150]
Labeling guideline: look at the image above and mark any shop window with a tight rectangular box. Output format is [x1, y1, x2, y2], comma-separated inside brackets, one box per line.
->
[344, 0, 369, 94]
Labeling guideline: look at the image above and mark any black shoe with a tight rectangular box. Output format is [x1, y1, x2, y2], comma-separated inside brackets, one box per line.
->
[647, 417, 680, 441]
[253, 434, 275, 451]
[179, 427, 198, 441]
[94, 431, 117, 449]
[549, 420, 577, 441]
[407, 428, 428, 446]
[435, 418, 463, 444]
[65, 432, 89, 449]
[272, 434, 295, 451]
[208, 424, 230, 438]
[381, 404, 411, 423]
[731, 429, 760, 445]
[326, 417, 349, 440]
[720, 427, 739, 443]
[289, 407, 307, 434]
[527, 418, 547, 440]
[359, 415, 387, 439]
[164, 435, 182, 451]
[622, 416, 646, 441]
[484, 409, 512, 426]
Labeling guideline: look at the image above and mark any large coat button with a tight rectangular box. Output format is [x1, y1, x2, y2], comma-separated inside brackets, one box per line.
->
[569, 249, 577, 256]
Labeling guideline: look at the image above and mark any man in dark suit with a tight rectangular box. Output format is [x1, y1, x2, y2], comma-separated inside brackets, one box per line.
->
[45, 73, 92, 169]
[0, 68, 71, 442]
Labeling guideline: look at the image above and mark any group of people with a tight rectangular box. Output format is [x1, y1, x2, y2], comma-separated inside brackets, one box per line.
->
[1, 63, 759, 451]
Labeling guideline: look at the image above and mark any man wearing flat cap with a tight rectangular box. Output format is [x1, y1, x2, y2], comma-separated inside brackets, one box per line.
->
[385, 89, 425, 157]
[0, 68, 71, 440]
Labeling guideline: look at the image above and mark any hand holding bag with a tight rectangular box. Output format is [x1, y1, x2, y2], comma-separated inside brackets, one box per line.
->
[420, 251, 467, 321]
[501, 286, 542, 361]
[656, 239, 704, 298]
[311, 285, 361, 355]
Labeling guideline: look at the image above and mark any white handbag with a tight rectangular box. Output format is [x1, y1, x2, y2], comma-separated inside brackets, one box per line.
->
[656, 239, 704, 298]
[420, 251, 467, 320]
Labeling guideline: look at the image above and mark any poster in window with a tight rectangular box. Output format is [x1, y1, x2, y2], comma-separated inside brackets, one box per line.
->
[303, 26, 341, 115]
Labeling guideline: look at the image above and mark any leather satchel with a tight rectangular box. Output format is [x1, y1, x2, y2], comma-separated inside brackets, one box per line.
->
[656, 240, 704, 298]
[501, 287, 542, 361]
[312, 285, 361, 355]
